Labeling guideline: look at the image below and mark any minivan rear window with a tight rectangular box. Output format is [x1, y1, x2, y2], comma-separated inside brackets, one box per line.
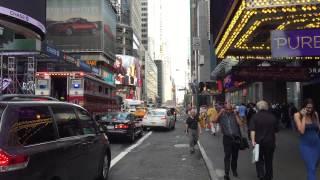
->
[0, 105, 5, 122]
[8, 106, 55, 146]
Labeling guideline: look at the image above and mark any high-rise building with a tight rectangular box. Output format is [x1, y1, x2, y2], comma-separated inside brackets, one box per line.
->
[155, 59, 163, 105]
[141, 0, 148, 50]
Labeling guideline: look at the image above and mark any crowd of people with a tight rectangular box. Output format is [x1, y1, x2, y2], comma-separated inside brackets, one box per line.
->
[185, 98, 320, 180]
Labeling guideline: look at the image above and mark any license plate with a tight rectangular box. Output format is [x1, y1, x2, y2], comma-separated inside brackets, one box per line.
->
[151, 122, 156, 125]
[107, 125, 114, 130]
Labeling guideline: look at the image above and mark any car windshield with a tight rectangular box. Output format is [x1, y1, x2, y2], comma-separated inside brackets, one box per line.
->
[101, 113, 128, 121]
[148, 110, 166, 116]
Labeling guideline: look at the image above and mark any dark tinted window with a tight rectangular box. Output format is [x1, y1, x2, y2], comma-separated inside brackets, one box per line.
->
[75, 108, 96, 135]
[52, 106, 82, 138]
[8, 106, 55, 146]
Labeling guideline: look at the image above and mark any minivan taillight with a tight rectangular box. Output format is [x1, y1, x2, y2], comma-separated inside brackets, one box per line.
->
[0, 150, 29, 172]
[161, 116, 167, 120]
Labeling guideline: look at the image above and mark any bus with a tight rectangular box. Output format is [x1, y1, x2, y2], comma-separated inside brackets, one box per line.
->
[35, 71, 120, 115]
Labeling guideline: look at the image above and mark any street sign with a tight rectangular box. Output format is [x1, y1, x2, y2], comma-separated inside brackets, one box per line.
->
[192, 37, 201, 50]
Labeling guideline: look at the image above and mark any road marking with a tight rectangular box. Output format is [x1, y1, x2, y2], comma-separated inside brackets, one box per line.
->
[110, 131, 153, 169]
[174, 144, 189, 148]
[198, 141, 219, 180]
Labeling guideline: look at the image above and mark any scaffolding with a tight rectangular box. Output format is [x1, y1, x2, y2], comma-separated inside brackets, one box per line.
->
[22, 57, 36, 94]
[6, 57, 18, 94]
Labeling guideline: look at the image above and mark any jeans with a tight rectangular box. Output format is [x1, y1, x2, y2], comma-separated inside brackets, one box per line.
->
[223, 135, 240, 175]
[255, 143, 275, 180]
[189, 129, 198, 150]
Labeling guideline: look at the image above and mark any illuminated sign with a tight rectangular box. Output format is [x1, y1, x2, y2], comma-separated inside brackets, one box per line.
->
[86, 60, 97, 66]
[271, 29, 320, 58]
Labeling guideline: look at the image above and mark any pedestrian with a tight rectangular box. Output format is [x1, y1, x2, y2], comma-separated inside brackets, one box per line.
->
[246, 103, 256, 140]
[213, 102, 242, 180]
[294, 98, 320, 180]
[250, 100, 279, 180]
[238, 103, 247, 136]
[288, 103, 298, 131]
[185, 109, 202, 154]
[207, 104, 219, 135]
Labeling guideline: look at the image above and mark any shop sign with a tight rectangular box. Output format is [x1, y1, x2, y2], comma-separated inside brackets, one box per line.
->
[271, 29, 320, 58]
[42, 43, 62, 59]
[232, 66, 309, 81]
[64, 55, 77, 65]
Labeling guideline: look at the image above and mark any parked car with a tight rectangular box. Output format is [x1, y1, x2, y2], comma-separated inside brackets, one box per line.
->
[142, 108, 176, 130]
[47, 17, 99, 36]
[96, 112, 144, 143]
[0, 100, 111, 180]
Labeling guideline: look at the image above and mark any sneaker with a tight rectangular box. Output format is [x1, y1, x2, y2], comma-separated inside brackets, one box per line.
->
[224, 175, 230, 180]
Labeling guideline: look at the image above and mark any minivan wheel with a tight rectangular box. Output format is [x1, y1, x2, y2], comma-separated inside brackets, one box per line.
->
[100, 154, 110, 180]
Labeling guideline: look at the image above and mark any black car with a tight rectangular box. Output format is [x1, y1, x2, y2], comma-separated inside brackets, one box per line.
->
[97, 112, 143, 142]
[0, 100, 111, 180]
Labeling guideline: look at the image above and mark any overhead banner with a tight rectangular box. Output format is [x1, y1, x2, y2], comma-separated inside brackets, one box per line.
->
[271, 29, 320, 58]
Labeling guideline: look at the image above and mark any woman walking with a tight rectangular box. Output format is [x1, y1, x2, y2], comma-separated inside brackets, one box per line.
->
[294, 98, 320, 180]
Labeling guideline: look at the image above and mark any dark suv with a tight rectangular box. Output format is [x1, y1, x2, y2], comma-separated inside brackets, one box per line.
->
[0, 101, 111, 180]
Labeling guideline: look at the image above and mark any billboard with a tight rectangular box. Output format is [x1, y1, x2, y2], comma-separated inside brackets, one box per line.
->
[46, 0, 116, 55]
[114, 55, 141, 86]
[271, 29, 320, 58]
[0, 0, 46, 34]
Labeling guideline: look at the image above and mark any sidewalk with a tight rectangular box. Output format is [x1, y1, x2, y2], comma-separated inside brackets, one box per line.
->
[199, 128, 320, 180]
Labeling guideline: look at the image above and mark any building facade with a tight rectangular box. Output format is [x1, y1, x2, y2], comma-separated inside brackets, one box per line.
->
[211, 0, 320, 110]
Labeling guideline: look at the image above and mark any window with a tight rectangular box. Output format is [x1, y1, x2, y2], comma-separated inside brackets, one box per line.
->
[75, 108, 96, 135]
[51, 106, 82, 138]
[8, 106, 55, 146]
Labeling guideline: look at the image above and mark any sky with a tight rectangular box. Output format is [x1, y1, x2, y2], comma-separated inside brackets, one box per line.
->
[162, 0, 190, 103]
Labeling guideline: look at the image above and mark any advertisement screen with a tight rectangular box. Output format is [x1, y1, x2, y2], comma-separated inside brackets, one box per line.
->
[0, 0, 46, 34]
[114, 55, 141, 86]
[46, 0, 116, 55]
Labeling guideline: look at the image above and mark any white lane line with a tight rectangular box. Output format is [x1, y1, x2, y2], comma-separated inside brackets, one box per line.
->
[198, 141, 219, 180]
[110, 131, 153, 169]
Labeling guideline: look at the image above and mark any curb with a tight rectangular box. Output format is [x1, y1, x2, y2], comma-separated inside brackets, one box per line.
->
[198, 141, 219, 180]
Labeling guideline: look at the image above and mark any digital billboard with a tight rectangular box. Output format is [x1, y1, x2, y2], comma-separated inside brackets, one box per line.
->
[46, 0, 116, 55]
[114, 55, 141, 87]
[0, 0, 46, 35]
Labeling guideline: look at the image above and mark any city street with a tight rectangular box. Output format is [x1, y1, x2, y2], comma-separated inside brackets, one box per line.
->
[108, 118, 210, 180]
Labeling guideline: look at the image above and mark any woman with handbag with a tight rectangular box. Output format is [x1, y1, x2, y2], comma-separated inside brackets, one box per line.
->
[294, 98, 320, 180]
[250, 100, 279, 180]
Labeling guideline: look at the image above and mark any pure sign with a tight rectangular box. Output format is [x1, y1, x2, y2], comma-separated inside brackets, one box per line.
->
[271, 29, 320, 58]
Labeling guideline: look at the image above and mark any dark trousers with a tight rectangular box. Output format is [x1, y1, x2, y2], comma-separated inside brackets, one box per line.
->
[256, 143, 275, 180]
[223, 135, 240, 175]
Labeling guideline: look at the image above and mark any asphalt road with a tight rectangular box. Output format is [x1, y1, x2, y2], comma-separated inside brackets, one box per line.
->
[108, 117, 210, 180]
